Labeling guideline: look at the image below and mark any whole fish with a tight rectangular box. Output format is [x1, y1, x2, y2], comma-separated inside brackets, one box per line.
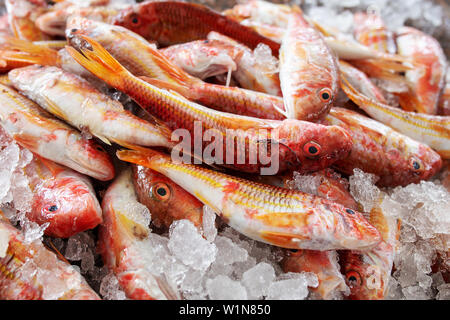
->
[0, 211, 100, 300]
[341, 73, 450, 159]
[0, 83, 115, 181]
[132, 164, 203, 230]
[113, 0, 280, 56]
[66, 17, 286, 120]
[160, 39, 238, 80]
[396, 27, 448, 115]
[339, 195, 401, 300]
[67, 36, 353, 174]
[279, 7, 338, 121]
[116, 147, 381, 251]
[0, 124, 103, 238]
[98, 168, 180, 300]
[353, 12, 396, 54]
[9, 65, 174, 149]
[326, 107, 443, 187]
[5, 0, 49, 41]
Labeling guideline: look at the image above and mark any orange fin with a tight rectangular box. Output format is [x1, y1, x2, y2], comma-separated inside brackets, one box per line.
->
[37, 156, 64, 177]
[13, 133, 39, 151]
[65, 36, 130, 88]
[116, 149, 165, 170]
[41, 95, 67, 121]
[0, 36, 59, 66]
[260, 230, 309, 249]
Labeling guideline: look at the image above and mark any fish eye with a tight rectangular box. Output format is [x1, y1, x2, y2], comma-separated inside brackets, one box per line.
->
[96, 146, 106, 152]
[346, 208, 355, 215]
[70, 28, 78, 33]
[152, 183, 171, 201]
[288, 249, 303, 257]
[346, 270, 362, 288]
[303, 141, 321, 157]
[410, 158, 422, 171]
[44, 204, 59, 214]
[319, 88, 332, 102]
[130, 15, 140, 25]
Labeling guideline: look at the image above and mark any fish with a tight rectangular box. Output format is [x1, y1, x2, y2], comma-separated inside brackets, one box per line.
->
[0, 124, 103, 238]
[352, 12, 396, 54]
[113, 0, 280, 56]
[67, 35, 353, 174]
[98, 168, 181, 300]
[0, 210, 100, 300]
[66, 17, 286, 120]
[326, 107, 443, 187]
[396, 27, 448, 115]
[132, 164, 203, 230]
[9, 65, 174, 149]
[282, 249, 349, 300]
[160, 39, 238, 80]
[35, 2, 122, 36]
[339, 195, 401, 300]
[438, 69, 450, 116]
[0, 83, 115, 181]
[339, 60, 387, 104]
[341, 73, 450, 159]
[5, 0, 49, 41]
[278, 6, 339, 121]
[116, 147, 382, 251]
[207, 32, 282, 97]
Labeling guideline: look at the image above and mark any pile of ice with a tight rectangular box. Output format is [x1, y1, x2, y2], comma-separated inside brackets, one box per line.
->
[0, 137, 48, 243]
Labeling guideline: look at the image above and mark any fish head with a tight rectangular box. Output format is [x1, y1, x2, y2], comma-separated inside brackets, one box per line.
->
[113, 3, 161, 42]
[67, 134, 115, 181]
[340, 242, 393, 300]
[31, 172, 102, 238]
[132, 164, 204, 229]
[275, 120, 353, 173]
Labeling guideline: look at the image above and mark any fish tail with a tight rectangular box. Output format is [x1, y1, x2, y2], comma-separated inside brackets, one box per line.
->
[0, 36, 60, 66]
[65, 35, 131, 90]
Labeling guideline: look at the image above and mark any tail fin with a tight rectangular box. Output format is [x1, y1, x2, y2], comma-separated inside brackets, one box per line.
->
[65, 35, 131, 89]
[0, 36, 60, 66]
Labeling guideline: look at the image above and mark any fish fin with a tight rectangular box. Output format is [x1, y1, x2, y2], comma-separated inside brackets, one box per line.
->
[108, 137, 151, 152]
[12, 133, 38, 151]
[117, 211, 149, 240]
[0, 36, 59, 66]
[40, 95, 67, 121]
[92, 132, 111, 146]
[37, 156, 64, 176]
[65, 36, 130, 89]
[138, 76, 198, 100]
[260, 230, 309, 249]
[397, 90, 425, 113]
[116, 148, 166, 169]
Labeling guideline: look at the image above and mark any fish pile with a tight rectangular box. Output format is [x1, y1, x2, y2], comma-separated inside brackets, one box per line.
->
[0, 0, 448, 300]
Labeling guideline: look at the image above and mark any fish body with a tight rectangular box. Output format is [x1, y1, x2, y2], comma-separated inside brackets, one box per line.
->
[9, 65, 174, 149]
[396, 27, 447, 115]
[5, 0, 49, 41]
[279, 7, 338, 121]
[353, 12, 396, 54]
[341, 73, 450, 159]
[117, 147, 382, 251]
[98, 168, 180, 300]
[326, 107, 443, 187]
[340, 196, 401, 300]
[132, 164, 203, 229]
[113, 0, 280, 56]
[0, 83, 115, 180]
[67, 36, 353, 174]
[0, 211, 100, 300]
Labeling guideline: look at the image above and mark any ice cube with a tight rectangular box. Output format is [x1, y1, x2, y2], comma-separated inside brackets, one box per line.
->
[214, 236, 248, 266]
[402, 285, 431, 300]
[349, 168, 380, 212]
[266, 273, 315, 300]
[206, 275, 248, 300]
[202, 205, 217, 242]
[99, 272, 127, 300]
[436, 283, 450, 300]
[0, 227, 10, 258]
[168, 220, 217, 271]
[241, 262, 276, 299]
